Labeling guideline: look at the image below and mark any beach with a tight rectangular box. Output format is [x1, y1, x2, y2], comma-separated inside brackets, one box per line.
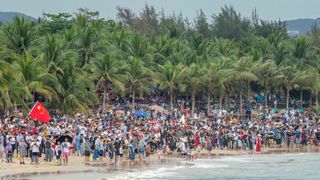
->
[1, 147, 320, 180]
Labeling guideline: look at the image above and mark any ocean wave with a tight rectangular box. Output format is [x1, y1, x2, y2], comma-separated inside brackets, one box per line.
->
[118, 166, 184, 180]
[213, 157, 253, 163]
[191, 163, 229, 169]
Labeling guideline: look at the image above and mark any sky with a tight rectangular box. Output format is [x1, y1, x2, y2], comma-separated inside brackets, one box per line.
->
[0, 0, 319, 21]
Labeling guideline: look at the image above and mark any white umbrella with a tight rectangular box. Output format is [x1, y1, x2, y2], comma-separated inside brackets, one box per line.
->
[150, 105, 166, 113]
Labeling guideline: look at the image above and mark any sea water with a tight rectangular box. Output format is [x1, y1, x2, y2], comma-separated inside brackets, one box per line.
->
[9, 153, 320, 180]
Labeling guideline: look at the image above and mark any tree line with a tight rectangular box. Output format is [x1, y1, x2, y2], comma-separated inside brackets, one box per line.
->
[0, 5, 320, 115]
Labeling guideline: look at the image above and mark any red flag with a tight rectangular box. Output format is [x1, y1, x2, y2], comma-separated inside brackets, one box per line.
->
[28, 101, 51, 123]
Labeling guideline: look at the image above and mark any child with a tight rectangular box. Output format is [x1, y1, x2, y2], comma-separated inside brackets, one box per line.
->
[19, 139, 27, 164]
[56, 141, 62, 165]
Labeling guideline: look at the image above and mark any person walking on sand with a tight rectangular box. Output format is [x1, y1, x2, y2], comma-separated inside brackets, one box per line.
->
[31, 137, 40, 165]
[84, 138, 91, 164]
[61, 138, 71, 166]
[19, 138, 27, 164]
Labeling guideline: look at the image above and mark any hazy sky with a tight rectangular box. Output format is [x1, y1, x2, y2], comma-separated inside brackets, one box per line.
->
[1, 0, 319, 21]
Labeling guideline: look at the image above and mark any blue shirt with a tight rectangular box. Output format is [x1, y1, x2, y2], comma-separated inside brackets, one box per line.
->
[75, 135, 82, 145]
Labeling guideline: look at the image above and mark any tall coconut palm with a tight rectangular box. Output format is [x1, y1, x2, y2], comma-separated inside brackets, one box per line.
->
[126, 33, 154, 66]
[252, 60, 283, 107]
[122, 57, 151, 111]
[91, 53, 125, 112]
[0, 60, 32, 112]
[56, 59, 97, 114]
[74, 26, 99, 68]
[156, 61, 186, 110]
[2, 17, 36, 55]
[186, 64, 205, 115]
[13, 54, 59, 102]
[233, 56, 258, 114]
[280, 65, 311, 111]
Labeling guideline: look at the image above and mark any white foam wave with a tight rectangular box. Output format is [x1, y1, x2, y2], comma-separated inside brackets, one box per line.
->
[213, 157, 252, 163]
[192, 163, 229, 169]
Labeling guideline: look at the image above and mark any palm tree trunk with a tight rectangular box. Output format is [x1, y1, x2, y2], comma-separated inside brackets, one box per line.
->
[132, 88, 135, 112]
[286, 88, 290, 111]
[316, 90, 319, 110]
[219, 96, 223, 110]
[170, 90, 173, 110]
[14, 101, 17, 116]
[191, 91, 195, 115]
[265, 83, 268, 107]
[247, 80, 250, 97]
[300, 90, 303, 108]
[207, 93, 211, 115]
[102, 88, 107, 112]
[310, 91, 312, 108]
[240, 83, 243, 114]
[224, 92, 228, 110]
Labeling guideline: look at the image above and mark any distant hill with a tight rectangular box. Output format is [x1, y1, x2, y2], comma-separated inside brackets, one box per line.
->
[0, 12, 35, 22]
[286, 18, 320, 35]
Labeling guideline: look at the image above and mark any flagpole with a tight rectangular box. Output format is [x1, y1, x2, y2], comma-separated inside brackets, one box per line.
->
[28, 101, 39, 116]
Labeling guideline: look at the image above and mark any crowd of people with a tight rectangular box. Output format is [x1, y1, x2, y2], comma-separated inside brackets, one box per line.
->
[1, 96, 320, 166]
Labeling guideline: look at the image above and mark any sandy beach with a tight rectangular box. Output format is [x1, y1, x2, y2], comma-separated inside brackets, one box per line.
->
[1, 147, 320, 179]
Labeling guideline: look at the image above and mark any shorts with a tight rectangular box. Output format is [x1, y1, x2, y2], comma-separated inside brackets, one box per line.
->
[32, 152, 39, 157]
[85, 150, 90, 157]
[99, 150, 103, 156]
[63, 152, 69, 157]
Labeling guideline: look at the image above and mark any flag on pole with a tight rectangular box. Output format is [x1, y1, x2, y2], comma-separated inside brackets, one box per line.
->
[28, 101, 51, 123]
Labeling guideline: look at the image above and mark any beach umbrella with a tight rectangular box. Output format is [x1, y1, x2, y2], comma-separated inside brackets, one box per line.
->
[133, 110, 146, 117]
[150, 105, 166, 113]
[55, 135, 73, 144]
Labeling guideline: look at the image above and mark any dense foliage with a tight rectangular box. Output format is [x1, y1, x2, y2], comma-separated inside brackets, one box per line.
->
[1, 6, 320, 115]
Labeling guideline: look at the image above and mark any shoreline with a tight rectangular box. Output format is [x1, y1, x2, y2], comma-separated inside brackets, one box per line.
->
[1, 147, 320, 179]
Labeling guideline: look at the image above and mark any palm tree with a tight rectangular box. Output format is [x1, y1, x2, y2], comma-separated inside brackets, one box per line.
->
[122, 57, 151, 111]
[0, 60, 32, 113]
[252, 60, 283, 107]
[2, 17, 36, 55]
[233, 56, 257, 114]
[91, 53, 124, 112]
[13, 54, 59, 102]
[280, 65, 311, 111]
[126, 33, 154, 66]
[156, 61, 186, 110]
[56, 60, 97, 114]
[186, 64, 205, 115]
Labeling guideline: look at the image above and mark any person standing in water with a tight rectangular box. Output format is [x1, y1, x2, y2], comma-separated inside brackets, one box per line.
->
[256, 134, 261, 153]
[129, 141, 135, 161]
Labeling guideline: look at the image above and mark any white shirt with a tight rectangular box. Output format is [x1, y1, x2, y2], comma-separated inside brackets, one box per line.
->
[31, 142, 40, 152]
[62, 142, 71, 153]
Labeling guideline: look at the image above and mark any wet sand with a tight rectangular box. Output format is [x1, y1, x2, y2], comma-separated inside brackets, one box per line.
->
[1, 147, 320, 179]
